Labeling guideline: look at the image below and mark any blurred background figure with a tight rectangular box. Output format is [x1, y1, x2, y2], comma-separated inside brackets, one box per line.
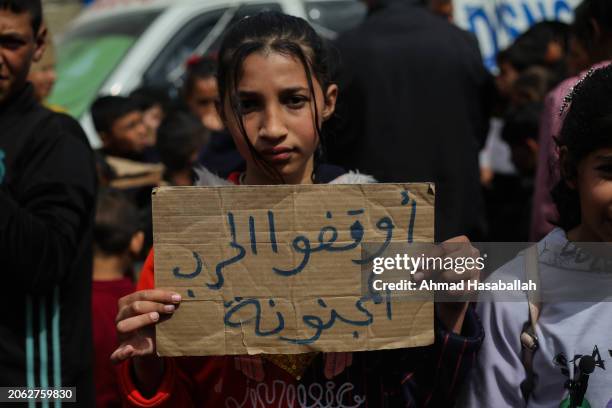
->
[27, 28, 57, 104]
[182, 56, 223, 132]
[428, 0, 453, 22]
[494, 21, 570, 108]
[92, 95, 150, 163]
[92, 189, 141, 408]
[157, 111, 210, 186]
[509, 66, 552, 107]
[481, 66, 550, 241]
[182, 55, 245, 178]
[130, 86, 170, 154]
[484, 102, 543, 241]
[502, 103, 542, 178]
[91, 95, 163, 263]
[330, 0, 492, 241]
[480, 20, 571, 241]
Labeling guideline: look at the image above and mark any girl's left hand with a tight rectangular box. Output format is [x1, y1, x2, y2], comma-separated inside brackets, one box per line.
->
[324, 352, 353, 379]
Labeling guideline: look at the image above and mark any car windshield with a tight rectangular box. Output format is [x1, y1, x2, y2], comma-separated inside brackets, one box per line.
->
[48, 10, 161, 117]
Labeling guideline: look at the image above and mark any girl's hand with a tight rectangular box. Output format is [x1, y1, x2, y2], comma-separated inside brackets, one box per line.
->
[110, 289, 181, 364]
[324, 352, 353, 379]
[414, 236, 480, 334]
[234, 355, 265, 381]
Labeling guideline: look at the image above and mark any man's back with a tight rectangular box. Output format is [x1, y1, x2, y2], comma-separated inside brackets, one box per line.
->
[330, 0, 490, 240]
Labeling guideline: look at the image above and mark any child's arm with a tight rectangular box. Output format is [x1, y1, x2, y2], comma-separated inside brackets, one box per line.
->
[400, 305, 484, 406]
[401, 236, 484, 405]
[119, 358, 196, 408]
[459, 298, 529, 406]
[0, 116, 96, 294]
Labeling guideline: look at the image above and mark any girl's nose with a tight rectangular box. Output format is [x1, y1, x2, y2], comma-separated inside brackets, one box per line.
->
[259, 105, 287, 140]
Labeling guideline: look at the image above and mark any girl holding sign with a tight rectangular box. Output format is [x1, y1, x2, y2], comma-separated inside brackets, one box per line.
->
[111, 12, 482, 407]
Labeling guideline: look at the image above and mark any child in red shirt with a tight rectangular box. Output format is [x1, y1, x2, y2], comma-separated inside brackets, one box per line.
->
[92, 189, 143, 407]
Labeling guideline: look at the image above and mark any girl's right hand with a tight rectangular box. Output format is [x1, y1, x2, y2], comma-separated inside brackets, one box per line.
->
[110, 289, 181, 364]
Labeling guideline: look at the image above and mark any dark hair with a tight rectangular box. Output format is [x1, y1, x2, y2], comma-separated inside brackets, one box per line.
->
[217, 11, 335, 183]
[156, 111, 209, 173]
[519, 21, 570, 55]
[501, 102, 542, 146]
[0, 0, 42, 33]
[130, 86, 170, 112]
[183, 56, 218, 97]
[94, 189, 142, 255]
[497, 21, 570, 72]
[496, 43, 535, 73]
[91, 95, 141, 134]
[512, 66, 553, 103]
[551, 64, 612, 231]
[572, 0, 612, 55]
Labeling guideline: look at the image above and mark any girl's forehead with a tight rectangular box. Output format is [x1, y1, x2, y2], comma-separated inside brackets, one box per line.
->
[237, 51, 312, 89]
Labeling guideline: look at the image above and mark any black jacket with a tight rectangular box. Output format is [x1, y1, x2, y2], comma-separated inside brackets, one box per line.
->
[0, 84, 96, 406]
[329, 0, 492, 241]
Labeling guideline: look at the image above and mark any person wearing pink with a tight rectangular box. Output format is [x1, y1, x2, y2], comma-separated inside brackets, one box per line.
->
[530, 0, 612, 240]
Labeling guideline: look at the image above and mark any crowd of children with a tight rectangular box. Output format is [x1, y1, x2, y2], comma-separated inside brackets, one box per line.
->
[3, 0, 612, 406]
[88, 0, 612, 406]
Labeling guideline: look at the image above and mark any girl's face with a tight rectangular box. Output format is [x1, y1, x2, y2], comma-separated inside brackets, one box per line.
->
[222, 51, 337, 185]
[569, 147, 612, 242]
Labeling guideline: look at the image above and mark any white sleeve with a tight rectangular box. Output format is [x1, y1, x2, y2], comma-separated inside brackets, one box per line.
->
[459, 257, 531, 407]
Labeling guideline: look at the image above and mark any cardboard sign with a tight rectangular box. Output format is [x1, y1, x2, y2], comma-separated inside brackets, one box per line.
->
[153, 183, 435, 356]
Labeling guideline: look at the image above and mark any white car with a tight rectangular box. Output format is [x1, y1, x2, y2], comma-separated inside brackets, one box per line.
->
[48, 0, 367, 146]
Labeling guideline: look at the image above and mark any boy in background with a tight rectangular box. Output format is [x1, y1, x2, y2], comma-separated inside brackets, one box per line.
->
[157, 111, 209, 186]
[91, 95, 150, 163]
[92, 189, 141, 407]
[489, 102, 542, 241]
[130, 87, 169, 155]
[183, 56, 245, 177]
[91, 95, 162, 265]
[502, 102, 542, 178]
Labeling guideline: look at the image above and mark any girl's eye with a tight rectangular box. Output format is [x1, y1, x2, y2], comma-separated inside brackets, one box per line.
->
[285, 95, 308, 109]
[595, 164, 612, 178]
[239, 99, 259, 113]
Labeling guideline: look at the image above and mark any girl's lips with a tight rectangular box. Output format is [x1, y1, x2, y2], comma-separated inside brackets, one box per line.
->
[268, 152, 292, 162]
[262, 147, 294, 162]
